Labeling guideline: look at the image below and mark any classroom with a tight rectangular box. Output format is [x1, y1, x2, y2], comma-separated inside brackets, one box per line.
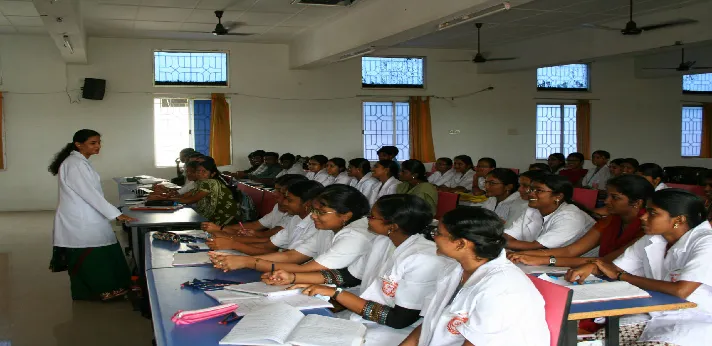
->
[1, 0, 712, 345]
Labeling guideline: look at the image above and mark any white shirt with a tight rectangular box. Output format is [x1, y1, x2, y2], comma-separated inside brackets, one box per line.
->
[613, 221, 712, 346]
[269, 215, 318, 250]
[445, 170, 475, 190]
[428, 169, 456, 186]
[258, 204, 290, 229]
[582, 165, 611, 190]
[333, 172, 356, 186]
[353, 173, 379, 205]
[418, 250, 549, 346]
[369, 176, 400, 206]
[655, 182, 669, 191]
[306, 169, 331, 185]
[177, 180, 196, 195]
[486, 193, 530, 229]
[275, 165, 306, 178]
[53, 151, 122, 248]
[293, 217, 375, 266]
[251, 163, 268, 175]
[505, 202, 595, 248]
[477, 176, 486, 191]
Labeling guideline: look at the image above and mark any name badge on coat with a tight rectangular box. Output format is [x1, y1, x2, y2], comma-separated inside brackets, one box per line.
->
[381, 275, 399, 298]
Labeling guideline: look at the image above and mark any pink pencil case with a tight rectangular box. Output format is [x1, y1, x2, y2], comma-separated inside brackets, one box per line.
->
[171, 303, 238, 325]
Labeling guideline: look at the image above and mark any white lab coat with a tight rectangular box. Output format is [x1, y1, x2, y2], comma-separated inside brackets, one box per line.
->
[445, 170, 475, 190]
[417, 250, 549, 346]
[582, 165, 611, 190]
[613, 221, 712, 346]
[655, 182, 669, 191]
[177, 180, 196, 195]
[269, 214, 318, 250]
[505, 202, 595, 248]
[428, 169, 456, 187]
[369, 176, 400, 206]
[476, 176, 486, 191]
[53, 151, 122, 248]
[275, 165, 306, 178]
[481, 193, 530, 229]
[353, 173, 379, 205]
[324, 172, 355, 186]
[306, 169, 331, 185]
[293, 217, 375, 267]
[258, 204, 290, 229]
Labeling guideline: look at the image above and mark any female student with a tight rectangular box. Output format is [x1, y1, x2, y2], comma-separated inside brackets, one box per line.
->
[171, 147, 196, 185]
[559, 152, 589, 186]
[427, 158, 455, 186]
[566, 189, 712, 346]
[326, 157, 355, 186]
[396, 160, 438, 214]
[637, 163, 668, 191]
[264, 195, 448, 345]
[369, 160, 401, 206]
[48, 129, 137, 301]
[548, 153, 566, 174]
[528, 162, 552, 173]
[305, 155, 331, 185]
[438, 155, 475, 193]
[399, 207, 549, 346]
[210, 184, 374, 273]
[609, 158, 625, 177]
[481, 168, 528, 228]
[150, 161, 199, 199]
[471, 157, 496, 195]
[582, 150, 611, 190]
[348, 158, 379, 203]
[275, 153, 305, 178]
[621, 158, 640, 175]
[505, 174, 595, 251]
[509, 174, 654, 267]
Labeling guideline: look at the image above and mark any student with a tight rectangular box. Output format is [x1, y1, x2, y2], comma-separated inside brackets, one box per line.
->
[528, 163, 552, 173]
[378, 146, 400, 167]
[637, 163, 668, 191]
[396, 160, 438, 214]
[559, 152, 588, 186]
[399, 207, 549, 346]
[505, 174, 595, 251]
[481, 168, 528, 228]
[509, 174, 653, 268]
[702, 170, 712, 219]
[370, 160, 401, 206]
[48, 129, 137, 301]
[471, 157, 496, 196]
[305, 154, 331, 185]
[210, 185, 374, 273]
[275, 153, 305, 178]
[566, 189, 712, 346]
[438, 155, 475, 193]
[348, 158, 379, 203]
[248, 152, 282, 180]
[265, 195, 448, 345]
[609, 158, 625, 177]
[427, 158, 455, 186]
[171, 147, 196, 185]
[326, 157, 355, 186]
[620, 158, 639, 175]
[548, 153, 566, 174]
[150, 161, 199, 199]
[582, 150, 611, 190]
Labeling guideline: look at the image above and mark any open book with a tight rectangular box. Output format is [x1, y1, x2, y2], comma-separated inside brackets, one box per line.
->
[220, 303, 366, 346]
[570, 281, 651, 303]
[225, 282, 302, 298]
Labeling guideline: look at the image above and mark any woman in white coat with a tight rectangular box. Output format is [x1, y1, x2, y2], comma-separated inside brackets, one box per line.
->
[325, 157, 356, 186]
[48, 129, 137, 301]
[348, 158, 379, 203]
[369, 160, 401, 206]
[566, 189, 712, 346]
[480, 168, 529, 228]
[305, 155, 331, 185]
[427, 158, 455, 186]
[399, 207, 549, 346]
[636, 163, 669, 191]
[438, 155, 475, 193]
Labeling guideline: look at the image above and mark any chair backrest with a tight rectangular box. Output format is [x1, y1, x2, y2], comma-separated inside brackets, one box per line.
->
[436, 192, 459, 220]
[528, 275, 573, 346]
[237, 183, 265, 211]
[572, 188, 598, 210]
[509, 168, 520, 175]
[667, 183, 706, 197]
[259, 191, 278, 218]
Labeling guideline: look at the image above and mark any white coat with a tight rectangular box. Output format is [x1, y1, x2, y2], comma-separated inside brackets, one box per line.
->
[505, 202, 595, 248]
[269, 215, 318, 250]
[306, 169, 331, 186]
[428, 169, 456, 187]
[275, 165, 306, 178]
[293, 217, 375, 267]
[352, 173, 379, 205]
[258, 204, 290, 229]
[582, 165, 611, 190]
[369, 176, 400, 206]
[330, 172, 356, 186]
[445, 170, 475, 190]
[481, 193, 530, 229]
[53, 151, 122, 248]
[655, 182, 669, 191]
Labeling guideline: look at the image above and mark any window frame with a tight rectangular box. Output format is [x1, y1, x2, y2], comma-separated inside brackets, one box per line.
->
[682, 73, 712, 95]
[536, 63, 590, 92]
[361, 100, 411, 162]
[534, 103, 578, 160]
[681, 105, 704, 158]
[153, 49, 230, 88]
[361, 56, 427, 90]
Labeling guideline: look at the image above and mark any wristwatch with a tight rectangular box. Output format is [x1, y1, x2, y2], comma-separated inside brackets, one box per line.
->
[548, 256, 557, 267]
[331, 287, 343, 300]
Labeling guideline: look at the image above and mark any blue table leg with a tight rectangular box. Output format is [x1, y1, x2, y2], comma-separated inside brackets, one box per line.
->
[565, 320, 578, 346]
[604, 316, 620, 346]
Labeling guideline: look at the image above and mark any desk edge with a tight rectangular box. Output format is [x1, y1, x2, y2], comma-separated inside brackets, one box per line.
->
[568, 302, 698, 320]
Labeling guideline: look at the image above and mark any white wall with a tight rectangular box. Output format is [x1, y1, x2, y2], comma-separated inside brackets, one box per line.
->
[0, 34, 711, 211]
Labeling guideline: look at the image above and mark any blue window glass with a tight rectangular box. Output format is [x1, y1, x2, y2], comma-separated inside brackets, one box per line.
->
[154, 51, 228, 86]
[362, 57, 424, 89]
[193, 100, 212, 156]
[683, 73, 712, 94]
[681, 106, 703, 157]
[537, 64, 589, 91]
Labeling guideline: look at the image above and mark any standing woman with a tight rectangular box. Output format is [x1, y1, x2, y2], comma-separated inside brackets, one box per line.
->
[326, 157, 355, 186]
[48, 129, 137, 301]
[370, 160, 401, 206]
[396, 159, 438, 214]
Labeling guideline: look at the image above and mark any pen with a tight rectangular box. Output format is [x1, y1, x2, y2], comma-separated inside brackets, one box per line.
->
[239, 222, 245, 230]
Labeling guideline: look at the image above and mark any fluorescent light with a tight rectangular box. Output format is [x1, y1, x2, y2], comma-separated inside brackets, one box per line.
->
[437, 2, 511, 31]
[337, 46, 375, 62]
[63, 35, 74, 54]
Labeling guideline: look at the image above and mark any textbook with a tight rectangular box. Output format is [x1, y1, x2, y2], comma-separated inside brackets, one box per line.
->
[205, 291, 333, 316]
[224, 282, 302, 298]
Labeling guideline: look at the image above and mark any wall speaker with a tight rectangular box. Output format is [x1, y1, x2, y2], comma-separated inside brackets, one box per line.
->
[82, 78, 106, 100]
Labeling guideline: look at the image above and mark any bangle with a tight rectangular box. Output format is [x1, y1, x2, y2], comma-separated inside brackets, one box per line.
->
[617, 271, 626, 281]
[291, 273, 297, 284]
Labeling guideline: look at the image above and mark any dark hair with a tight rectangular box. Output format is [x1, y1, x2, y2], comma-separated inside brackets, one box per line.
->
[376, 160, 400, 178]
[375, 194, 434, 235]
[348, 158, 371, 175]
[196, 159, 241, 201]
[377, 146, 399, 157]
[651, 189, 706, 229]
[280, 153, 296, 162]
[637, 163, 664, 180]
[528, 163, 552, 173]
[454, 155, 474, 167]
[249, 150, 266, 158]
[607, 175, 654, 207]
[275, 174, 308, 187]
[487, 168, 519, 194]
[548, 153, 566, 163]
[701, 169, 712, 183]
[568, 152, 585, 162]
[188, 152, 205, 159]
[611, 158, 625, 166]
[264, 152, 279, 159]
[593, 150, 611, 159]
[622, 158, 640, 170]
[287, 180, 324, 202]
[531, 174, 574, 203]
[521, 170, 550, 180]
[49, 129, 101, 176]
[315, 185, 370, 225]
[442, 207, 506, 260]
[310, 155, 329, 166]
[437, 157, 453, 166]
[327, 158, 347, 172]
[180, 148, 196, 155]
[401, 159, 427, 181]
[478, 157, 496, 168]
[185, 161, 200, 169]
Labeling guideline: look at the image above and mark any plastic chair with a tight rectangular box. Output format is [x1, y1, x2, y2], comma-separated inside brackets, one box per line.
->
[259, 191, 278, 218]
[667, 183, 706, 197]
[573, 188, 598, 210]
[436, 192, 459, 220]
[528, 274, 573, 346]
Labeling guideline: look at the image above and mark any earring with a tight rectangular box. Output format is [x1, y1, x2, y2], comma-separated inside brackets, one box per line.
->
[387, 229, 392, 236]
[555, 199, 560, 205]
[342, 219, 346, 226]
[674, 223, 679, 229]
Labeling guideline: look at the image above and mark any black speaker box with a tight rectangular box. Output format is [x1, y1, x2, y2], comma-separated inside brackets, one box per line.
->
[82, 78, 106, 100]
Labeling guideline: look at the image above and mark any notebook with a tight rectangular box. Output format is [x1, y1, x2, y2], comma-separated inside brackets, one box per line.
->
[172, 250, 246, 266]
[518, 265, 570, 275]
[570, 281, 651, 303]
[219, 303, 366, 346]
[536, 273, 604, 286]
[225, 282, 302, 298]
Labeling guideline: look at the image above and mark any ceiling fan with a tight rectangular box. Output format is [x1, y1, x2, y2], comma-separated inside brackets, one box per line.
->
[583, 0, 697, 35]
[208, 10, 253, 36]
[643, 48, 712, 72]
[441, 23, 518, 63]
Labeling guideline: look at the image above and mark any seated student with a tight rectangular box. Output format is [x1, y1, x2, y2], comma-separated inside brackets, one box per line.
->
[637, 163, 668, 191]
[438, 155, 475, 193]
[427, 157, 455, 186]
[548, 152, 566, 174]
[620, 157, 639, 175]
[702, 170, 712, 219]
[265, 195, 448, 345]
[377, 146, 400, 168]
[566, 189, 712, 346]
[396, 160, 438, 214]
[370, 160, 401, 206]
[609, 158, 625, 177]
[481, 168, 528, 228]
[210, 185, 373, 273]
[171, 147, 196, 185]
[505, 174, 595, 251]
[399, 207, 549, 346]
[325, 157, 355, 186]
[247, 151, 282, 180]
[559, 152, 589, 186]
[528, 162, 552, 173]
[509, 174, 653, 267]
[470, 157, 496, 196]
[582, 150, 611, 190]
[150, 161, 199, 199]
[305, 154, 331, 185]
[348, 158, 379, 203]
[225, 150, 264, 179]
[275, 153, 305, 178]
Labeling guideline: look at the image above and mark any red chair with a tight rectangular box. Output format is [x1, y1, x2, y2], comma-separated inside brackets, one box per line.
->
[573, 188, 597, 210]
[436, 192, 459, 220]
[238, 183, 265, 211]
[667, 183, 705, 197]
[528, 275, 573, 346]
[509, 168, 520, 175]
[259, 191, 278, 218]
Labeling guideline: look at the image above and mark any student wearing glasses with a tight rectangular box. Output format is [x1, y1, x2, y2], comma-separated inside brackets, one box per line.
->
[481, 168, 528, 228]
[305, 155, 331, 185]
[470, 157, 496, 196]
[559, 152, 588, 186]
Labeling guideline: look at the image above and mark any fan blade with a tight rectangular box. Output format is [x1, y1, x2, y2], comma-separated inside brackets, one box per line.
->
[642, 68, 681, 70]
[640, 19, 697, 31]
[581, 23, 620, 31]
[486, 57, 517, 61]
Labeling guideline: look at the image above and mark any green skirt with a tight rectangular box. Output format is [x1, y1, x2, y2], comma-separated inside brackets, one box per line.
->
[49, 242, 131, 301]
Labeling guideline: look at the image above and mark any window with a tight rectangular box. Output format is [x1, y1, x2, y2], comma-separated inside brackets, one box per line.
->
[683, 73, 712, 94]
[153, 98, 228, 167]
[362, 102, 410, 161]
[537, 64, 589, 91]
[681, 106, 703, 157]
[535, 104, 577, 160]
[154, 51, 228, 87]
[362, 57, 424, 89]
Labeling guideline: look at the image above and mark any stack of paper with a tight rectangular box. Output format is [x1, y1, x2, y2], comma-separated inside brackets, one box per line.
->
[570, 281, 651, 303]
[172, 250, 245, 267]
[225, 282, 302, 298]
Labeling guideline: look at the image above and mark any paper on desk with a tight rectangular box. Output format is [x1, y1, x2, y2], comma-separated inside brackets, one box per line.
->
[517, 265, 570, 274]
[205, 290, 264, 304]
[536, 273, 603, 286]
[570, 281, 650, 304]
[172, 250, 245, 266]
[232, 294, 333, 316]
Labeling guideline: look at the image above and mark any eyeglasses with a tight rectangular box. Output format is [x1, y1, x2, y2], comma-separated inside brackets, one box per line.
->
[527, 188, 553, 195]
[310, 207, 336, 216]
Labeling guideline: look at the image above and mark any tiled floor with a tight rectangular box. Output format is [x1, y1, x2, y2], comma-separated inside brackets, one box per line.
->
[0, 211, 154, 346]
